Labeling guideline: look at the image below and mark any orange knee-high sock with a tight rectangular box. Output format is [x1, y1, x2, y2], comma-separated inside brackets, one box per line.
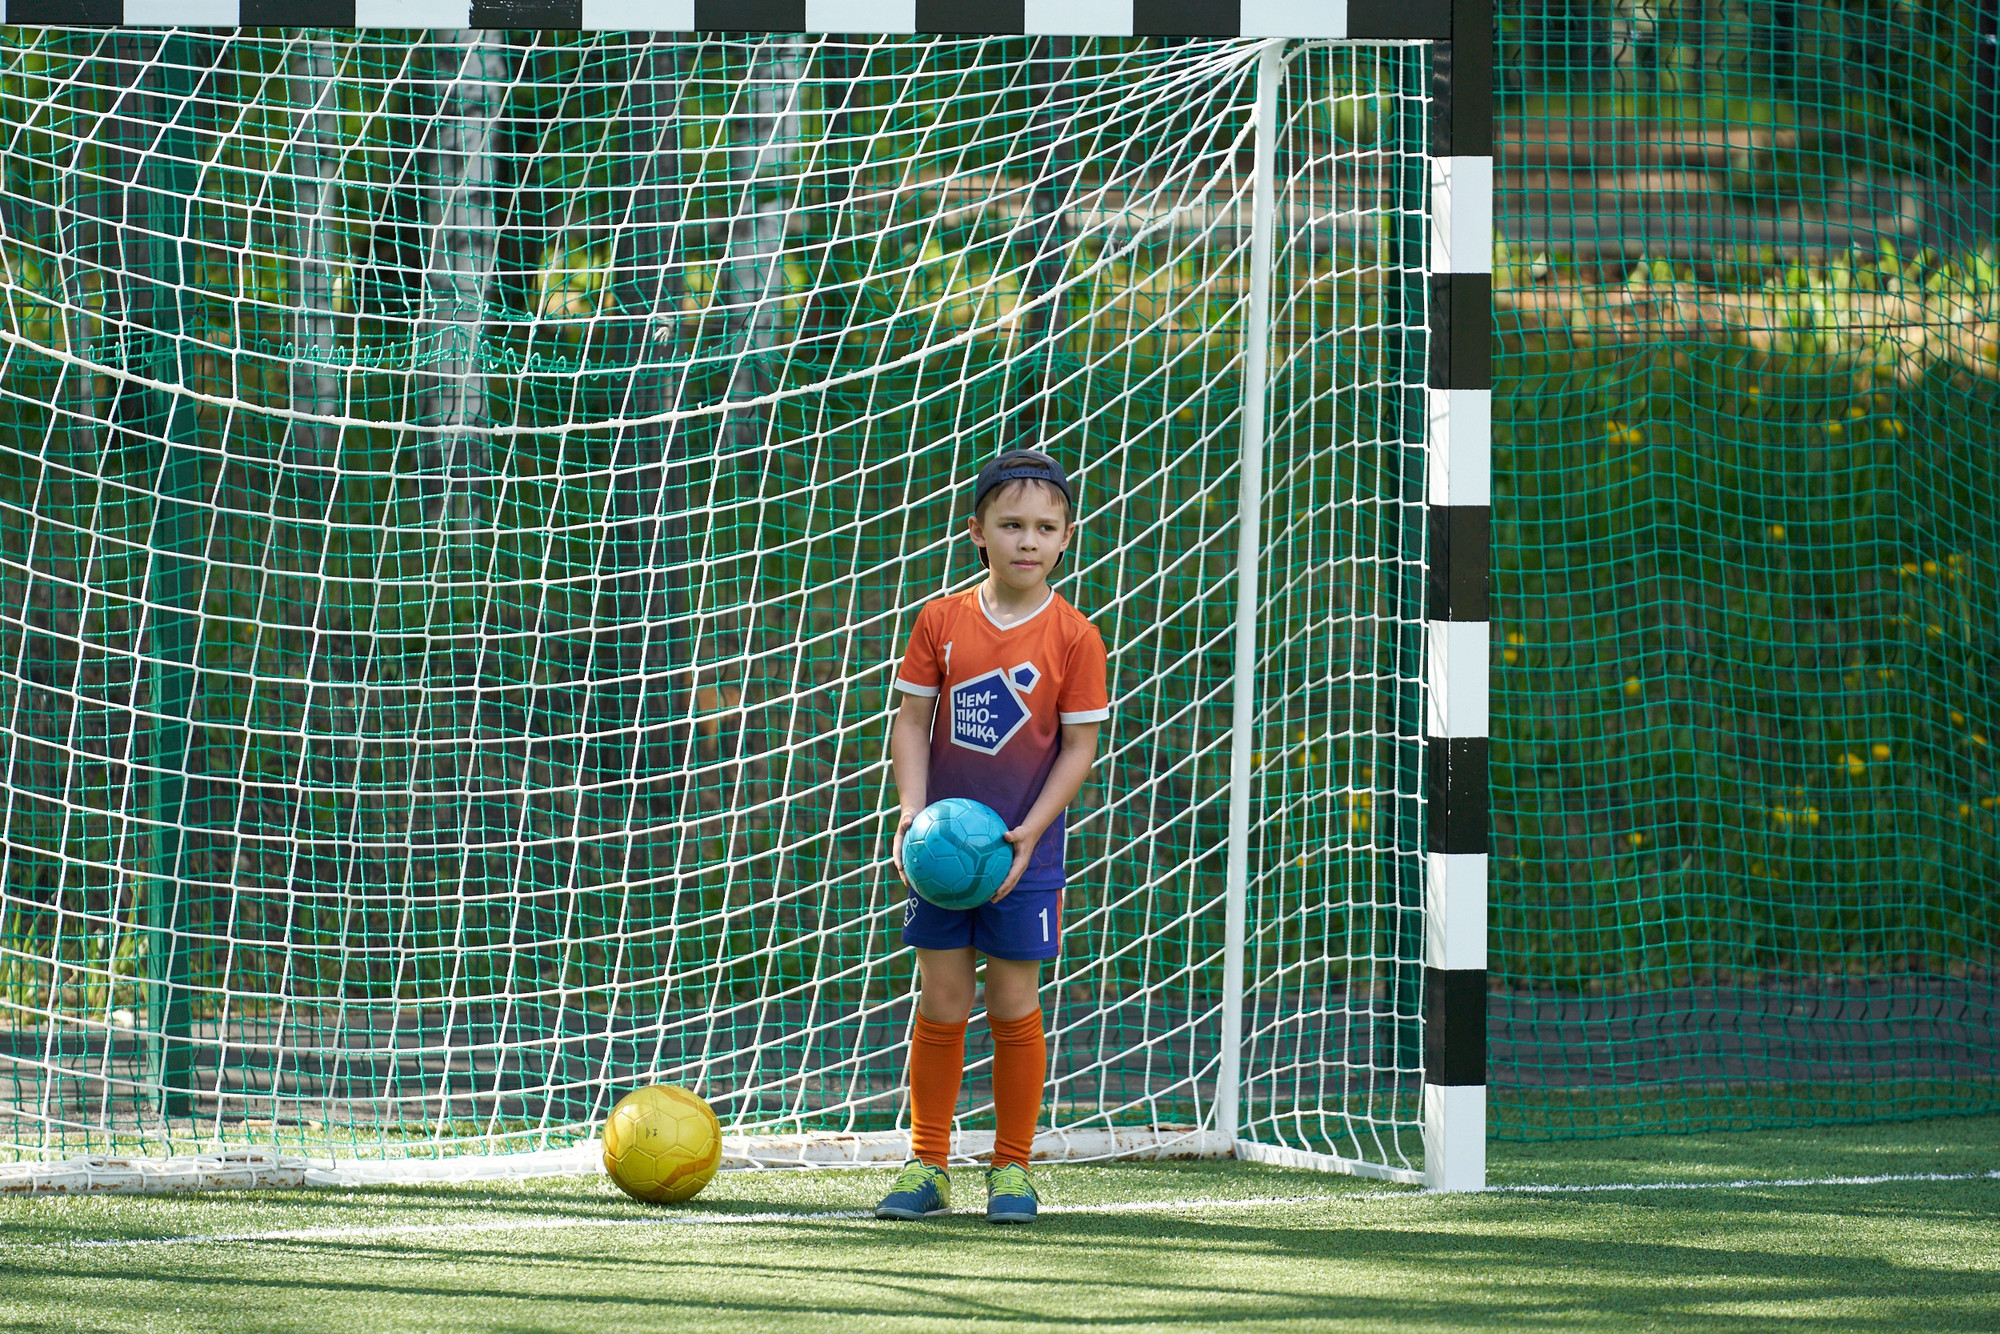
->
[908, 1012, 967, 1170]
[988, 1009, 1047, 1170]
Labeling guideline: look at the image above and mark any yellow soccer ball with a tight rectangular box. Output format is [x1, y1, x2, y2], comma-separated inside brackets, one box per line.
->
[603, 1084, 722, 1204]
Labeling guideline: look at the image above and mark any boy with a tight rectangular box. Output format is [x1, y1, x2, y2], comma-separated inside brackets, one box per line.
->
[875, 449, 1109, 1225]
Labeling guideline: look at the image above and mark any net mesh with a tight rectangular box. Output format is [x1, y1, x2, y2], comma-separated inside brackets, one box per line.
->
[1494, 0, 2000, 1136]
[0, 30, 1430, 1168]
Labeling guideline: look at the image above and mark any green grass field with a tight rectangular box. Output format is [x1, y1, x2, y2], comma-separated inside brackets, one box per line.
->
[3, 1116, 1996, 1332]
[3, 1120, 2000, 1334]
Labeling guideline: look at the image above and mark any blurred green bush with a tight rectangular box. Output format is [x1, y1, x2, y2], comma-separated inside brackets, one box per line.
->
[1493, 306, 2000, 990]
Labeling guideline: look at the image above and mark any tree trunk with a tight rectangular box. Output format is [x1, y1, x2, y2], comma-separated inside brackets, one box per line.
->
[1014, 37, 1076, 448]
[1977, 0, 2000, 174]
[718, 37, 805, 457]
[415, 30, 508, 525]
[592, 36, 687, 878]
[407, 30, 512, 911]
[290, 36, 347, 477]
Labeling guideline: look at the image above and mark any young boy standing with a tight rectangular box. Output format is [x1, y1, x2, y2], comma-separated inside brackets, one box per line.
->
[875, 449, 1109, 1225]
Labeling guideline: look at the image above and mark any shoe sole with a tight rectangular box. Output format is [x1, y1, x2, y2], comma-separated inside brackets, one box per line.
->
[986, 1211, 1036, 1224]
[874, 1206, 951, 1219]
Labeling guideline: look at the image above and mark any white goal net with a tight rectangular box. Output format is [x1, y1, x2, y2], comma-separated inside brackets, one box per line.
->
[0, 29, 1431, 1183]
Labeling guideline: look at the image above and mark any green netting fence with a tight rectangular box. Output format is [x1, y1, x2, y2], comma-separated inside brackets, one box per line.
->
[1493, 0, 2000, 1136]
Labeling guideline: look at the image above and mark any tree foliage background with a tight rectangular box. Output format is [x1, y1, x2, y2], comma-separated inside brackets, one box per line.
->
[1491, 0, 2000, 1106]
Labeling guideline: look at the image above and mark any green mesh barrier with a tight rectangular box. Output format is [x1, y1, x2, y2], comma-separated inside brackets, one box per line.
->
[1493, 0, 2000, 1137]
[0, 31, 1431, 1169]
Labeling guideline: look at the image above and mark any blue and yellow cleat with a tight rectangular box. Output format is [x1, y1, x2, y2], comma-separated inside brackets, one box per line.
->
[875, 1159, 952, 1219]
[985, 1162, 1038, 1224]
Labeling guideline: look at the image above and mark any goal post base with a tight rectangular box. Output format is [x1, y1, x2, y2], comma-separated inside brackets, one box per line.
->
[1422, 1083, 1488, 1192]
[1231, 1139, 1426, 1186]
[0, 1129, 1237, 1192]
[723, 1127, 1234, 1169]
[1, 1127, 1482, 1192]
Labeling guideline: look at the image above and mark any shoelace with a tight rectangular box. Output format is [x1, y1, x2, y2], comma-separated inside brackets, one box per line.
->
[890, 1161, 940, 1195]
[988, 1165, 1036, 1198]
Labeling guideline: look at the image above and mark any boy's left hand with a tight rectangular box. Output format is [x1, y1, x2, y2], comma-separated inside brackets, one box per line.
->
[991, 825, 1041, 902]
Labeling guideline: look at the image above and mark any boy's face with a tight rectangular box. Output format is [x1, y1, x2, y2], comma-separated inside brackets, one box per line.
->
[969, 483, 1072, 593]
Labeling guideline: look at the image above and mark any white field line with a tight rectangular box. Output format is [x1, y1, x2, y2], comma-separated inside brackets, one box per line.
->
[44, 1169, 2000, 1251]
[1489, 1168, 2000, 1195]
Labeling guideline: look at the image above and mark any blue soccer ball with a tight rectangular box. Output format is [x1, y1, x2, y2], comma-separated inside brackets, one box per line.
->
[903, 798, 1012, 911]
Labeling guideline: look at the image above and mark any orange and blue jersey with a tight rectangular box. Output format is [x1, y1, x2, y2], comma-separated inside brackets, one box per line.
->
[895, 586, 1110, 888]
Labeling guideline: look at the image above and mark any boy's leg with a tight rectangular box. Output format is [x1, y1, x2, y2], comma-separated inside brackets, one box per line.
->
[910, 946, 976, 1169]
[983, 956, 1046, 1170]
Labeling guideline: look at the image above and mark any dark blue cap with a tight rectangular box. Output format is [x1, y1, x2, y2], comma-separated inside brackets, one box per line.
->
[972, 449, 1072, 515]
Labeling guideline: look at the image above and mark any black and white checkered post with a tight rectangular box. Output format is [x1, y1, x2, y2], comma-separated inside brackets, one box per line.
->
[0, 0, 1405, 33]
[1422, 0, 1491, 1193]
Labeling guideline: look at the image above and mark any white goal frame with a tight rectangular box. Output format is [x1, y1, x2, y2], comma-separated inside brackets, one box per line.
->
[0, 5, 1490, 1193]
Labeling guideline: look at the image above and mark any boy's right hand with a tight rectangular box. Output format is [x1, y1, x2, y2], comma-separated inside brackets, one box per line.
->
[891, 808, 917, 886]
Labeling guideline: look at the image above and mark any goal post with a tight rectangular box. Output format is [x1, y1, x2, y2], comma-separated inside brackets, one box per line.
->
[1420, 0, 1492, 1194]
[0, 8, 1488, 1192]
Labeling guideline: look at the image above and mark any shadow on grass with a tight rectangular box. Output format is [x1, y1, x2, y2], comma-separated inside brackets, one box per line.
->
[9, 1188, 2000, 1331]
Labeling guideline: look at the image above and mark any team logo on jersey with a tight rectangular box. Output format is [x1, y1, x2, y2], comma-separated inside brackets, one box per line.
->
[950, 667, 1031, 755]
[1010, 662, 1040, 694]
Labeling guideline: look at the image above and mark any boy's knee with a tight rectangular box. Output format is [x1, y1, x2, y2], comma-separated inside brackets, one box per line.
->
[917, 984, 975, 1025]
[983, 962, 1043, 1022]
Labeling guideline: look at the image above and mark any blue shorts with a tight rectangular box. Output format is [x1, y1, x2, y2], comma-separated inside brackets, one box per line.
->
[902, 882, 1062, 961]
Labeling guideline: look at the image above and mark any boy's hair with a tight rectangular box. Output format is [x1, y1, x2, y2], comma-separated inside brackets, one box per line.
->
[971, 449, 1074, 568]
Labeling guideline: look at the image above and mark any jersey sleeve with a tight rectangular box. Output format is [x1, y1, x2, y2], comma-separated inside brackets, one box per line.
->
[894, 603, 943, 698]
[1057, 618, 1111, 724]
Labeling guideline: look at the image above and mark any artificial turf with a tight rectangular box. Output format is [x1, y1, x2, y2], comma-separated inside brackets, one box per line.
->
[3, 1115, 1996, 1332]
